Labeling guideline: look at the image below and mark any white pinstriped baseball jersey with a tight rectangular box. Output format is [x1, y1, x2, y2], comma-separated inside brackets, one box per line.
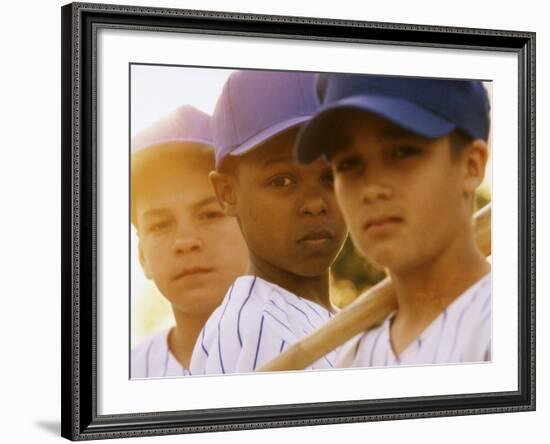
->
[336, 273, 492, 368]
[190, 275, 337, 375]
[131, 328, 191, 378]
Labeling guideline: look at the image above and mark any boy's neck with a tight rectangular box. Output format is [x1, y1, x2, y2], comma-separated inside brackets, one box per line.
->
[248, 257, 333, 312]
[389, 228, 490, 356]
[168, 310, 210, 369]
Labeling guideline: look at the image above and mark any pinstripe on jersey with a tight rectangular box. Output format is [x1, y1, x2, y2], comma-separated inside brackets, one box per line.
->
[336, 273, 492, 368]
[190, 275, 337, 375]
[131, 328, 192, 378]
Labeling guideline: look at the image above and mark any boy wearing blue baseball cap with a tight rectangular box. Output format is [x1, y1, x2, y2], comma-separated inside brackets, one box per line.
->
[296, 74, 492, 366]
[131, 106, 249, 378]
[189, 70, 348, 375]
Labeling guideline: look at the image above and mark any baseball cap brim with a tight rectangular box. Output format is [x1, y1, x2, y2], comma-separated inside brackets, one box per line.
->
[296, 95, 456, 164]
[216, 115, 311, 167]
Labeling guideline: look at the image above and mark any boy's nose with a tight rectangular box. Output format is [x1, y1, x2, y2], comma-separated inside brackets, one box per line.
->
[361, 182, 393, 203]
[173, 234, 203, 254]
[299, 196, 327, 216]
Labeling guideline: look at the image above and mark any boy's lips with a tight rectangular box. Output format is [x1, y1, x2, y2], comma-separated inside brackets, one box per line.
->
[297, 228, 334, 243]
[173, 266, 214, 281]
[363, 216, 403, 232]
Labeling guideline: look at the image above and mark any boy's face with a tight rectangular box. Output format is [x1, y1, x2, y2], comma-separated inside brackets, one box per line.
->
[221, 128, 347, 278]
[134, 146, 249, 315]
[329, 111, 484, 274]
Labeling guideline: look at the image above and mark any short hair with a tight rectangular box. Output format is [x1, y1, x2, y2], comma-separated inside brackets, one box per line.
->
[449, 129, 475, 158]
[217, 153, 240, 177]
[131, 142, 214, 228]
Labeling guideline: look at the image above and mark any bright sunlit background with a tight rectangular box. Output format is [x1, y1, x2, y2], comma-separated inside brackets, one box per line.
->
[130, 65, 492, 346]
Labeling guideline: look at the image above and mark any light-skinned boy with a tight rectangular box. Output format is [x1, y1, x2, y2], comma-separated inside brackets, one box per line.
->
[131, 105, 249, 377]
[296, 74, 491, 366]
[189, 70, 348, 375]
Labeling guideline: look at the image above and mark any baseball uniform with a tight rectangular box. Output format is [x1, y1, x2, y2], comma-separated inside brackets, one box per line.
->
[131, 328, 191, 378]
[336, 272, 492, 368]
[190, 275, 337, 375]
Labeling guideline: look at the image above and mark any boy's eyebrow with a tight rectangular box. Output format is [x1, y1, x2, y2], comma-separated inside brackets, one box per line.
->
[379, 126, 426, 140]
[262, 155, 296, 168]
[141, 208, 170, 220]
[141, 197, 219, 219]
[192, 196, 219, 209]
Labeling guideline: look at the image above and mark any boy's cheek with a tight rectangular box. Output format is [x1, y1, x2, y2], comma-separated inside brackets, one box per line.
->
[334, 193, 360, 229]
[349, 230, 369, 258]
[139, 251, 155, 281]
[333, 175, 345, 196]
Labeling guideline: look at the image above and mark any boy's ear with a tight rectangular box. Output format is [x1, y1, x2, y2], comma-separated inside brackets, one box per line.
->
[209, 171, 238, 216]
[138, 241, 152, 280]
[462, 139, 489, 195]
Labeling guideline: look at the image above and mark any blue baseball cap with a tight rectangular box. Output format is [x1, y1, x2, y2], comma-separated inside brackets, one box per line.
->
[212, 70, 319, 168]
[295, 73, 491, 163]
[132, 105, 212, 153]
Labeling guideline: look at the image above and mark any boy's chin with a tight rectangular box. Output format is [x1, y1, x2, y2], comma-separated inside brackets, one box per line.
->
[361, 248, 400, 272]
[291, 261, 334, 278]
[365, 253, 416, 276]
[165, 285, 227, 314]
[170, 296, 224, 317]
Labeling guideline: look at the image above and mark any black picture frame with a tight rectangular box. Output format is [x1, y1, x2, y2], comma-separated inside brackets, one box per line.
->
[61, 2, 536, 440]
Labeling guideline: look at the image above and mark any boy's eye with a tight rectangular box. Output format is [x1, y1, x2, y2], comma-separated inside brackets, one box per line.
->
[198, 210, 224, 221]
[148, 220, 172, 233]
[394, 145, 422, 158]
[269, 176, 295, 188]
[333, 155, 362, 174]
[321, 170, 334, 185]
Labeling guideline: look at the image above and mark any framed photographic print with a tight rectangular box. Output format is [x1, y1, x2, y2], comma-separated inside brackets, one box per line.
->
[61, 2, 536, 440]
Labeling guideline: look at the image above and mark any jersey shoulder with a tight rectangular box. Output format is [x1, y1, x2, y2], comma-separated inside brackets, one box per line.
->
[450, 273, 492, 361]
[131, 329, 170, 378]
[336, 314, 391, 368]
[196, 276, 302, 356]
[191, 275, 334, 374]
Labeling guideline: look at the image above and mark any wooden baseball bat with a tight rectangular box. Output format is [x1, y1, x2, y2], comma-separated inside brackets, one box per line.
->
[257, 203, 491, 372]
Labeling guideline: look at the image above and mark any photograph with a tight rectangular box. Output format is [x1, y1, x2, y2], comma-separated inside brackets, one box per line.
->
[129, 66, 494, 379]
[60, 2, 535, 440]
[3, 0, 547, 443]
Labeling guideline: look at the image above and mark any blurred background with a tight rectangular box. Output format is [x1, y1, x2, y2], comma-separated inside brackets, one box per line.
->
[130, 65, 492, 346]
